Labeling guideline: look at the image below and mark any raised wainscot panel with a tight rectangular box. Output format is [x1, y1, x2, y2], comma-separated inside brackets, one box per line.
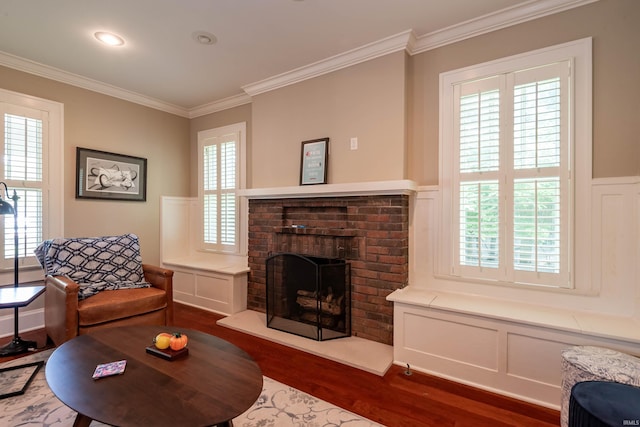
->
[171, 268, 247, 316]
[403, 310, 499, 371]
[506, 332, 569, 388]
[195, 273, 233, 303]
[394, 304, 569, 409]
[173, 270, 195, 296]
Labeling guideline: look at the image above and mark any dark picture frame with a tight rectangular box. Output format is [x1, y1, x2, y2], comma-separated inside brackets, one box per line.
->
[300, 138, 329, 185]
[0, 361, 44, 400]
[76, 147, 147, 201]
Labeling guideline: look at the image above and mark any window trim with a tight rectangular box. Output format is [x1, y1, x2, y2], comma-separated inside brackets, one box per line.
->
[0, 88, 64, 283]
[197, 122, 247, 255]
[438, 37, 592, 293]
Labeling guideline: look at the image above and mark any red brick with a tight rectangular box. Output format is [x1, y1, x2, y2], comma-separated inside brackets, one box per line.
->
[246, 195, 408, 346]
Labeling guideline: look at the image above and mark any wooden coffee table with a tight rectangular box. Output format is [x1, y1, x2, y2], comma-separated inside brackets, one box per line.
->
[45, 325, 263, 427]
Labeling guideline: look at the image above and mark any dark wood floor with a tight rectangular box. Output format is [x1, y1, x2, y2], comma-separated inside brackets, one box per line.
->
[1, 303, 560, 426]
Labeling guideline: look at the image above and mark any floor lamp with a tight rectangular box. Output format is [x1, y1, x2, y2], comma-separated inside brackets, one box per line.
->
[0, 182, 36, 356]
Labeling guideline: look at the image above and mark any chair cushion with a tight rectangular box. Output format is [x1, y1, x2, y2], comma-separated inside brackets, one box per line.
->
[77, 287, 167, 326]
[34, 234, 150, 299]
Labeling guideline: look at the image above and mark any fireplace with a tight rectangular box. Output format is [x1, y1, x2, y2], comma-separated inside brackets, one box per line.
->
[266, 253, 351, 341]
[246, 193, 410, 345]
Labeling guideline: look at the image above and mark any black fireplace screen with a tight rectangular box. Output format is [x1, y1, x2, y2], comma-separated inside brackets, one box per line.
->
[266, 253, 351, 341]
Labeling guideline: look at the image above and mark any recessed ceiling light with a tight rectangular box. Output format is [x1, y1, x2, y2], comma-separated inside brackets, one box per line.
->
[192, 31, 217, 45]
[94, 31, 125, 47]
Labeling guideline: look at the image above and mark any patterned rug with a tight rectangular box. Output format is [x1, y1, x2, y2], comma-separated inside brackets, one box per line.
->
[0, 349, 382, 426]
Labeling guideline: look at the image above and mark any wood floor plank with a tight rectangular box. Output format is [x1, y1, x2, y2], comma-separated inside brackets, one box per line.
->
[0, 302, 560, 426]
[171, 303, 559, 427]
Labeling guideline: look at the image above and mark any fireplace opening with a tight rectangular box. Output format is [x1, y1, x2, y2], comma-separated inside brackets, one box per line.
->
[266, 253, 351, 341]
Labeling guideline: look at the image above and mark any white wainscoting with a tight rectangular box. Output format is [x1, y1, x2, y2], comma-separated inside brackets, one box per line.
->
[160, 196, 248, 316]
[162, 258, 248, 315]
[390, 177, 640, 409]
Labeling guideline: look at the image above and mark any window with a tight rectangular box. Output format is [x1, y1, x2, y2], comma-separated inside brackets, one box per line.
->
[198, 122, 246, 254]
[439, 38, 592, 290]
[0, 89, 64, 274]
[4, 113, 44, 263]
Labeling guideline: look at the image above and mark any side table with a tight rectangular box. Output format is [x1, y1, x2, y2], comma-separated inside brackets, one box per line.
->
[0, 285, 45, 356]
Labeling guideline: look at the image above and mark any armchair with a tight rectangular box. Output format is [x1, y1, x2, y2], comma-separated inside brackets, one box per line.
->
[35, 234, 174, 346]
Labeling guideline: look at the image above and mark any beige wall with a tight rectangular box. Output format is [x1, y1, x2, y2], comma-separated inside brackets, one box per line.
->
[251, 51, 407, 188]
[0, 66, 190, 265]
[0, 0, 637, 268]
[409, 0, 640, 184]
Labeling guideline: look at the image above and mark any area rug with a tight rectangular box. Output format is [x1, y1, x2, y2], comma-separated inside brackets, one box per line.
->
[0, 349, 382, 426]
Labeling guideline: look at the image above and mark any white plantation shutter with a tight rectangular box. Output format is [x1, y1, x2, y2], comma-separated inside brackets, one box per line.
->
[513, 178, 561, 273]
[511, 63, 569, 285]
[199, 124, 244, 253]
[459, 181, 500, 269]
[459, 88, 500, 174]
[2, 110, 45, 267]
[203, 144, 218, 244]
[513, 78, 562, 170]
[220, 141, 236, 246]
[455, 77, 502, 278]
[451, 61, 570, 287]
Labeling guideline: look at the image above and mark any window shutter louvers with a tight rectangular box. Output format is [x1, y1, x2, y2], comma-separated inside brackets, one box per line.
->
[200, 129, 240, 252]
[452, 61, 570, 287]
[3, 113, 44, 265]
[220, 141, 236, 246]
[512, 75, 563, 275]
[203, 145, 218, 245]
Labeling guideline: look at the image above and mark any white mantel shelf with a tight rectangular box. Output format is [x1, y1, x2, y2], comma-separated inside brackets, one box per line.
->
[238, 180, 418, 199]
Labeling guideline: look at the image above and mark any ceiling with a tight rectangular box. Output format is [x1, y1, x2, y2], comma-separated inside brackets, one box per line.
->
[0, 0, 589, 116]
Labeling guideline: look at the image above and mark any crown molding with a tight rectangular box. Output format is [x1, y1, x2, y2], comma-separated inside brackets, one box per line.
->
[0, 0, 597, 116]
[242, 30, 416, 97]
[0, 51, 190, 117]
[243, 0, 597, 96]
[411, 0, 599, 54]
[188, 93, 252, 118]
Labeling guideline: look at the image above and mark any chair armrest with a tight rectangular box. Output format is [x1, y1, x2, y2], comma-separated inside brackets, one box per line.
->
[142, 264, 174, 326]
[142, 264, 174, 290]
[45, 275, 80, 346]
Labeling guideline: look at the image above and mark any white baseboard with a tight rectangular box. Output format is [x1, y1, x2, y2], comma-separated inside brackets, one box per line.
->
[0, 308, 45, 338]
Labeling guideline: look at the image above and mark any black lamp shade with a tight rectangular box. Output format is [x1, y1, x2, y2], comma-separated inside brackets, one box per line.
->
[0, 199, 15, 215]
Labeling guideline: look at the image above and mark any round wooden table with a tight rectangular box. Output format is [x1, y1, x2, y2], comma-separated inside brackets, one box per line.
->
[45, 325, 263, 427]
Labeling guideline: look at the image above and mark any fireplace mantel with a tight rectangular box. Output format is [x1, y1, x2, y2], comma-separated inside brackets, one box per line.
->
[238, 179, 417, 199]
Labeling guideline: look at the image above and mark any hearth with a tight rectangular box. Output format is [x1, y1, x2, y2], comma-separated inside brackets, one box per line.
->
[266, 253, 351, 341]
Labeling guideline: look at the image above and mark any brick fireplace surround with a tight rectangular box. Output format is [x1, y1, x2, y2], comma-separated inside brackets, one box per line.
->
[247, 194, 409, 345]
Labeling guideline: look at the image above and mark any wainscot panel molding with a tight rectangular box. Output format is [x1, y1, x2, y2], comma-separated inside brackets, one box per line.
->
[160, 197, 248, 316]
[390, 177, 640, 409]
[389, 295, 640, 410]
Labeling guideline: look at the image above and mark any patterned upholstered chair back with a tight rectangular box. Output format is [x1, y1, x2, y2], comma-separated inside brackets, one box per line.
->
[35, 234, 150, 299]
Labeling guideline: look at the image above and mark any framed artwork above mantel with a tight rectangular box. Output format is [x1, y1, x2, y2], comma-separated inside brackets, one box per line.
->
[300, 138, 328, 185]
